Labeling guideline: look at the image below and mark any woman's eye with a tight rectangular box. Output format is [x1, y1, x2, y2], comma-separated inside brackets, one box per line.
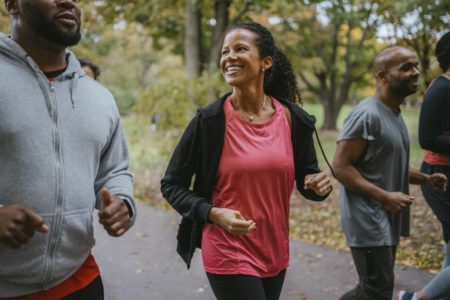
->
[222, 50, 229, 56]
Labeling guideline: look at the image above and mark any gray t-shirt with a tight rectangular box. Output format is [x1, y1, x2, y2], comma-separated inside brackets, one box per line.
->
[338, 96, 410, 247]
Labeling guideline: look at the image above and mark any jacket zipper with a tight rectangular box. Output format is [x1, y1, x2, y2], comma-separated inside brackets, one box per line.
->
[41, 80, 65, 287]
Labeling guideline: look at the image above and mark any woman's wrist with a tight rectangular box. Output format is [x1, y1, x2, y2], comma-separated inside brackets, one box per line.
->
[208, 207, 220, 224]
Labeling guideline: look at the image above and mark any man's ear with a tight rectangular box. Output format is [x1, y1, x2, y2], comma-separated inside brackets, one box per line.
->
[375, 69, 387, 82]
[5, 0, 19, 15]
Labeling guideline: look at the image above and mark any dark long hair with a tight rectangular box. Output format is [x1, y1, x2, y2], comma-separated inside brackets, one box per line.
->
[436, 31, 450, 72]
[227, 22, 301, 103]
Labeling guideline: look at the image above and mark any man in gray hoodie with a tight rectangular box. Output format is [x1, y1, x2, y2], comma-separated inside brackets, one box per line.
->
[0, 0, 136, 298]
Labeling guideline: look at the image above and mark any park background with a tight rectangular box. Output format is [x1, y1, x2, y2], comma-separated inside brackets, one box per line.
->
[0, 0, 448, 272]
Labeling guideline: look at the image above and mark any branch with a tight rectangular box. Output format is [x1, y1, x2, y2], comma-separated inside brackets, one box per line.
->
[339, 23, 353, 106]
[230, 0, 252, 24]
[357, 2, 376, 49]
[298, 71, 320, 95]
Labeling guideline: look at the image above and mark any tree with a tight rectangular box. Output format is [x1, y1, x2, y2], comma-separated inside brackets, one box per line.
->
[274, 0, 384, 130]
[383, 0, 450, 89]
[98, 0, 254, 78]
[71, 2, 161, 114]
[185, 0, 203, 77]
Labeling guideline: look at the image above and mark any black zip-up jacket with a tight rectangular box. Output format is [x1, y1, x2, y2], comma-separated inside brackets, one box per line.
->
[161, 94, 328, 268]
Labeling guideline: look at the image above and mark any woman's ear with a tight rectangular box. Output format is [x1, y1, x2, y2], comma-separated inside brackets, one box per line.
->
[261, 56, 273, 71]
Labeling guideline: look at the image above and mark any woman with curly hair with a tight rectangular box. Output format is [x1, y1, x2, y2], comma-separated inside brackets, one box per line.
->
[161, 22, 332, 300]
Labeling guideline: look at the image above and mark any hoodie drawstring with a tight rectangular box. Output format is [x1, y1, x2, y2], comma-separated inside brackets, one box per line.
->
[69, 72, 78, 109]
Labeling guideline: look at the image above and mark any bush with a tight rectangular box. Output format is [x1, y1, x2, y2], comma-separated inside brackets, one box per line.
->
[134, 72, 227, 131]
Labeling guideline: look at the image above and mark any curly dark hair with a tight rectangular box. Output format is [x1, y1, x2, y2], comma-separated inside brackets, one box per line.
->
[436, 31, 450, 72]
[227, 22, 301, 103]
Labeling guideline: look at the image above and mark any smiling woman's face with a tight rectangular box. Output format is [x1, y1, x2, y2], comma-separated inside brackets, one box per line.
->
[220, 28, 267, 88]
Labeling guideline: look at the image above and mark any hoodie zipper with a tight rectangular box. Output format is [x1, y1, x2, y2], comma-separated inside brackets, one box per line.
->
[41, 80, 65, 287]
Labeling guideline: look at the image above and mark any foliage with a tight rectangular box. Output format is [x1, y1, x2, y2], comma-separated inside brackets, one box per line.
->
[134, 71, 228, 130]
[73, 3, 163, 115]
[0, 2, 9, 33]
[94, 0, 259, 76]
[382, 0, 450, 90]
[267, 0, 385, 129]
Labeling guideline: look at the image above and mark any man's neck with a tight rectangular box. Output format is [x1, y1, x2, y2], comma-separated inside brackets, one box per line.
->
[376, 89, 403, 112]
[11, 32, 67, 73]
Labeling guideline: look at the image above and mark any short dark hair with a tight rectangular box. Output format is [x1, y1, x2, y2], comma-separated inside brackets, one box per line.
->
[79, 59, 100, 79]
[436, 31, 450, 72]
[226, 22, 301, 103]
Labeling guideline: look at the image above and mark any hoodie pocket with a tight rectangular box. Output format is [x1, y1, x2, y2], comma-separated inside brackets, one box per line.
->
[0, 215, 53, 285]
[52, 209, 94, 282]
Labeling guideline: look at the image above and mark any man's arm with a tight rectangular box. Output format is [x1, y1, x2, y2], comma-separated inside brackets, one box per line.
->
[95, 114, 135, 237]
[333, 138, 413, 213]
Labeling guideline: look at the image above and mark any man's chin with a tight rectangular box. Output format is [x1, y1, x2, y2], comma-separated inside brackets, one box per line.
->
[47, 32, 81, 47]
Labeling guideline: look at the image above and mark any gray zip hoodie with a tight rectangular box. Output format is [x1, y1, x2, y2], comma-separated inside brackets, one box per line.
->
[0, 33, 135, 297]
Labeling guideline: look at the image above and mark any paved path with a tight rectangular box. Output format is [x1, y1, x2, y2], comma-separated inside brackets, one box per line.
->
[93, 204, 434, 300]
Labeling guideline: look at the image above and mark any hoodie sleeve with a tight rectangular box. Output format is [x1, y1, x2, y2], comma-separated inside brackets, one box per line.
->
[94, 112, 136, 224]
[160, 115, 213, 223]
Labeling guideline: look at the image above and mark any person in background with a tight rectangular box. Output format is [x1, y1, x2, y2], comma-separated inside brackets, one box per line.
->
[79, 58, 100, 80]
[397, 31, 450, 300]
[333, 46, 447, 300]
[160, 22, 332, 300]
[0, 0, 136, 299]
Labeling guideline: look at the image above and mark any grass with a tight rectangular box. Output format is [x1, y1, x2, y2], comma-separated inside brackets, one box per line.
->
[123, 103, 444, 272]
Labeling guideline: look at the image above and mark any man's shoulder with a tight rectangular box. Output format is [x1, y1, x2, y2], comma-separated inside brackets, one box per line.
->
[78, 77, 114, 100]
[347, 97, 381, 120]
[354, 96, 378, 109]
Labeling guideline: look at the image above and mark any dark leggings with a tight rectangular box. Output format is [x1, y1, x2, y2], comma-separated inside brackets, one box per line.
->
[206, 270, 286, 300]
[63, 276, 104, 300]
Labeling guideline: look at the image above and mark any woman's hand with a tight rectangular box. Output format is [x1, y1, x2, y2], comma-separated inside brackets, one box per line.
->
[304, 171, 332, 196]
[426, 173, 447, 192]
[208, 207, 256, 236]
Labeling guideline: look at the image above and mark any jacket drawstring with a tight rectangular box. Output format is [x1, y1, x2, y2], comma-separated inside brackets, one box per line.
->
[69, 72, 78, 109]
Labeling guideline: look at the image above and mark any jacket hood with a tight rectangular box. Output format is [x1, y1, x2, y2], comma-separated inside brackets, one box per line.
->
[0, 32, 85, 107]
[0, 32, 83, 77]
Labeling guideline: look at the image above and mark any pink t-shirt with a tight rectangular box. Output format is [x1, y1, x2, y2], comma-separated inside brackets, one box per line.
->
[202, 96, 295, 277]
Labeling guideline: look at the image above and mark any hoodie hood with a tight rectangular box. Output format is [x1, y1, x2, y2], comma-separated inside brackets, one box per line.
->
[0, 32, 84, 78]
[0, 32, 84, 107]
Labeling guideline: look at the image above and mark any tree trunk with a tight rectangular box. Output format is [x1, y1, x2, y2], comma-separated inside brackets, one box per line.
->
[185, 0, 203, 77]
[322, 99, 341, 130]
[208, 0, 231, 75]
[421, 35, 431, 88]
